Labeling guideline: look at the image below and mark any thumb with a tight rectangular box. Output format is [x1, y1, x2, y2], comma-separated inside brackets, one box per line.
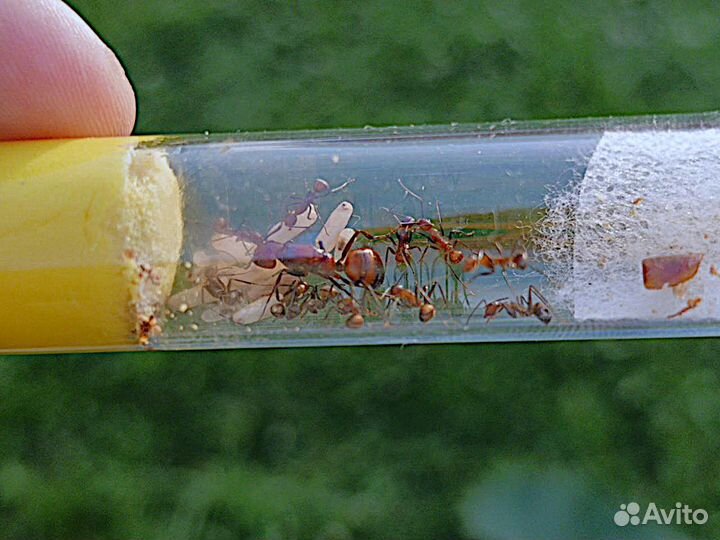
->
[0, 0, 136, 140]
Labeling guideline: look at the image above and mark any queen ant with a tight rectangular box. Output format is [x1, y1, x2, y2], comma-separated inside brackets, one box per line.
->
[261, 228, 386, 317]
[466, 285, 552, 326]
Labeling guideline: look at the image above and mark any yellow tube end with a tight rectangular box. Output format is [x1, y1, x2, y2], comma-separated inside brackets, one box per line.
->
[0, 137, 183, 352]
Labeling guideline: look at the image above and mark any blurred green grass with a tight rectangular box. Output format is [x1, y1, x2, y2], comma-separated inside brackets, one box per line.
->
[2, 1, 720, 538]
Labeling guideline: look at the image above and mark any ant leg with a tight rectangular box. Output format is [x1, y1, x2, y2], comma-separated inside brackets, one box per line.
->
[328, 275, 354, 298]
[329, 177, 356, 194]
[500, 269, 516, 297]
[415, 244, 433, 287]
[465, 298, 488, 326]
[262, 270, 288, 318]
[501, 301, 521, 319]
[397, 178, 423, 204]
[384, 245, 403, 283]
[435, 201, 445, 237]
[527, 285, 552, 313]
[338, 229, 377, 263]
[424, 280, 449, 307]
[448, 228, 473, 240]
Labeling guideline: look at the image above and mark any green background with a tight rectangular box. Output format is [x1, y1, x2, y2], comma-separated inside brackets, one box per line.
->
[3, 1, 720, 538]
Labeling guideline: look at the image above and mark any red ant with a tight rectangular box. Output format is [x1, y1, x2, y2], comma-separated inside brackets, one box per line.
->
[274, 283, 366, 329]
[414, 218, 464, 265]
[334, 296, 366, 328]
[385, 284, 437, 323]
[464, 242, 528, 275]
[137, 314, 161, 346]
[362, 215, 465, 282]
[466, 285, 552, 325]
[281, 178, 355, 229]
[373, 215, 422, 268]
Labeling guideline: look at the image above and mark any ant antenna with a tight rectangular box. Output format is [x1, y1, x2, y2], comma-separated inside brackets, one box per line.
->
[397, 178, 423, 203]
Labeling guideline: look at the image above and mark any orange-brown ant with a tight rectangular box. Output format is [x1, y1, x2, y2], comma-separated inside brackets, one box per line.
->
[464, 242, 529, 275]
[385, 284, 437, 323]
[414, 218, 464, 265]
[466, 285, 552, 325]
[137, 314, 161, 346]
[334, 296, 366, 328]
[377, 216, 422, 268]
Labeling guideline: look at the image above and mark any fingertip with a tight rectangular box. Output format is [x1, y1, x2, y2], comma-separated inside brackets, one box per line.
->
[0, 0, 137, 140]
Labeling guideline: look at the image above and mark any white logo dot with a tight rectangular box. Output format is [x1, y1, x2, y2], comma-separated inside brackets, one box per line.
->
[614, 510, 630, 526]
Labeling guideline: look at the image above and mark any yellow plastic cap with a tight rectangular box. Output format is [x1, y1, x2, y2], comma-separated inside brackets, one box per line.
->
[0, 137, 183, 352]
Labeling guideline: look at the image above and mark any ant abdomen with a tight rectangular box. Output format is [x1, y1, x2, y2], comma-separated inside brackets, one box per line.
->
[343, 248, 385, 289]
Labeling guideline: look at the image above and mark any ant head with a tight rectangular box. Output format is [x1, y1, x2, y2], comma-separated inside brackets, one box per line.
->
[417, 218, 433, 230]
[314, 179, 330, 194]
[448, 250, 464, 264]
[284, 213, 299, 227]
[512, 251, 529, 269]
[536, 305, 552, 325]
[400, 215, 415, 225]
[390, 284, 404, 295]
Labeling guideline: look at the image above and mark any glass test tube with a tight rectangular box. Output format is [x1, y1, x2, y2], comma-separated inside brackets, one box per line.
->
[2, 113, 720, 353]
